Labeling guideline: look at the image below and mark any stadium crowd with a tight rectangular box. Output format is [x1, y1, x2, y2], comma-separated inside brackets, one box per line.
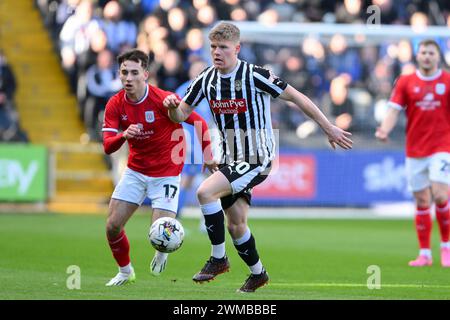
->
[32, 0, 450, 145]
[0, 50, 28, 142]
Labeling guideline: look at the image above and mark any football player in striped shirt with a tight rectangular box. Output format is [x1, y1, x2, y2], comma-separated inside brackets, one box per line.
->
[164, 22, 353, 292]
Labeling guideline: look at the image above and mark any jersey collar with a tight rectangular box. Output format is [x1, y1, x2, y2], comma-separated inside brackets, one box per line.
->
[218, 59, 241, 78]
[416, 69, 442, 81]
[124, 84, 149, 105]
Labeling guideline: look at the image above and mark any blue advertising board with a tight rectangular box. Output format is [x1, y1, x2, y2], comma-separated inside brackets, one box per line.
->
[252, 149, 411, 207]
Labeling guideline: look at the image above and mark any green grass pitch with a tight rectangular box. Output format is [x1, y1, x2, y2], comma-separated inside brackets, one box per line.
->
[0, 212, 449, 300]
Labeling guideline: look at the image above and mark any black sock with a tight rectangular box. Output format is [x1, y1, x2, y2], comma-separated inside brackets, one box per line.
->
[234, 234, 259, 267]
[203, 211, 225, 245]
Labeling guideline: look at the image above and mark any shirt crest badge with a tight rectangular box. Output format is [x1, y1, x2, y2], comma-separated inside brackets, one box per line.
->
[435, 83, 446, 95]
[145, 111, 155, 123]
[235, 80, 242, 91]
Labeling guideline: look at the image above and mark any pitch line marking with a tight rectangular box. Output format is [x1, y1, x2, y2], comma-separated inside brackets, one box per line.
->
[268, 283, 450, 289]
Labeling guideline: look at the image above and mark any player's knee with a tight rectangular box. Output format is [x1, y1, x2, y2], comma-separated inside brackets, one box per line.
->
[227, 221, 246, 238]
[196, 185, 214, 203]
[415, 197, 430, 208]
[106, 217, 122, 238]
[433, 192, 449, 206]
[414, 191, 431, 207]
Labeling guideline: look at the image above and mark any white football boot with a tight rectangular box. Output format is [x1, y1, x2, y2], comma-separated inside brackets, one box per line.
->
[105, 267, 136, 286]
[150, 251, 168, 276]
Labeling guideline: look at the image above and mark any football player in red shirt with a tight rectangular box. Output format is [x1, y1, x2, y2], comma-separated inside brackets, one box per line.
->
[102, 49, 213, 286]
[376, 39, 450, 267]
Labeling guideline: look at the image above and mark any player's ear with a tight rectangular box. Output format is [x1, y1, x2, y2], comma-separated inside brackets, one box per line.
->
[143, 70, 150, 81]
[235, 43, 241, 55]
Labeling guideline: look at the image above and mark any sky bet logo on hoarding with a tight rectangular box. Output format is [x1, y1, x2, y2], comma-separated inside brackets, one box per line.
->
[253, 155, 316, 199]
[0, 145, 47, 201]
[0, 160, 38, 194]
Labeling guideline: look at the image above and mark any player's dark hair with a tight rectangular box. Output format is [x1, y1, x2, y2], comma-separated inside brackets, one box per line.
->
[418, 39, 441, 54]
[117, 49, 149, 71]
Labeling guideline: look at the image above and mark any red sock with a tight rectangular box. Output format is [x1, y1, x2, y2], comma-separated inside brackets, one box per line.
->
[415, 207, 432, 249]
[436, 200, 450, 243]
[107, 230, 130, 267]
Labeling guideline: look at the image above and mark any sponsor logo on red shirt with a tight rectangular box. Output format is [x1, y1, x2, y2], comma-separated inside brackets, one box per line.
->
[210, 99, 248, 114]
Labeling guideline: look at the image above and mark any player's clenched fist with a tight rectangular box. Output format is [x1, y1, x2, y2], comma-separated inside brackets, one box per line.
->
[123, 124, 141, 140]
[163, 94, 181, 110]
[375, 127, 389, 142]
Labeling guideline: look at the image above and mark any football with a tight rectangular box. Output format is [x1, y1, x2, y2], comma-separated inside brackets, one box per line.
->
[148, 217, 185, 253]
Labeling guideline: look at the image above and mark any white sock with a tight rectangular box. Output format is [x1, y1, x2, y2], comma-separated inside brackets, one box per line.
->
[249, 260, 263, 275]
[420, 249, 432, 258]
[441, 242, 450, 249]
[211, 244, 226, 259]
[120, 263, 132, 274]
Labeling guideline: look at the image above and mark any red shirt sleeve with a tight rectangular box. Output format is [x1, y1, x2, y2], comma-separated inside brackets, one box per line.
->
[102, 95, 126, 154]
[185, 112, 213, 162]
[103, 131, 126, 154]
[389, 75, 407, 109]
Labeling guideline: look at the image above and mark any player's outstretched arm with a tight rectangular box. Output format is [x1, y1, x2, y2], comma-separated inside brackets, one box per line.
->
[375, 107, 400, 143]
[163, 94, 193, 123]
[279, 85, 353, 150]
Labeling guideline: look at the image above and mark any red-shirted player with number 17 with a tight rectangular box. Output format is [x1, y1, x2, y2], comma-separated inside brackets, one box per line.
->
[102, 49, 212, 286]
[376, 39, 450, 267]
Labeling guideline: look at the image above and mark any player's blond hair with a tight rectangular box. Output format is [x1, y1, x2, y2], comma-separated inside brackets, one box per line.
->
[208, 22, 240, 43]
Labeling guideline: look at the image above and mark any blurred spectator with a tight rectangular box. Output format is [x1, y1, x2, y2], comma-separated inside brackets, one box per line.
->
[230, 6, 248, 22]
[156, 49, 188, 92]
[185, 28, 208, 63]
[265, 0, 296, 22]
[75, 28, 109, 111]
[166, 6, 188, 48]
[59, 0, 100, 58]
[0, 51, 17, 109]
[371, 0, 400, 24]
[84, 49, 122, 140]
[301, 36, 327, 99]
[327, 34, 362, 82]
[258, 8, 280, 25]
[337, 0, 363, 23]
[0, 51, 28, 142]
[55, 0, 81, 35]
[196, 4, 217, 27]
[99, 1, 137, 54]
[59, 0, 101, 90]
[360, 46, 379, 86]
[327, 74, 355, 131]
[0, 51, 16, 137]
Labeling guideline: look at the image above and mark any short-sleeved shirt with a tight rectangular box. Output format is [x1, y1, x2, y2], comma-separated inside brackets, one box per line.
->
[182, 59, 287, 165]
[102, 84, 185, 177]
[388, 69, 450, 157]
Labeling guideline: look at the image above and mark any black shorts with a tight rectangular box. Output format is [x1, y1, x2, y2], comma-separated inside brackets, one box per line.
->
[219, 160, 272, 210]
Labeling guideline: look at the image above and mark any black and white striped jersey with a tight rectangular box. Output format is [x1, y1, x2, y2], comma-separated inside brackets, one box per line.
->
[182, 59, 288, 165]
